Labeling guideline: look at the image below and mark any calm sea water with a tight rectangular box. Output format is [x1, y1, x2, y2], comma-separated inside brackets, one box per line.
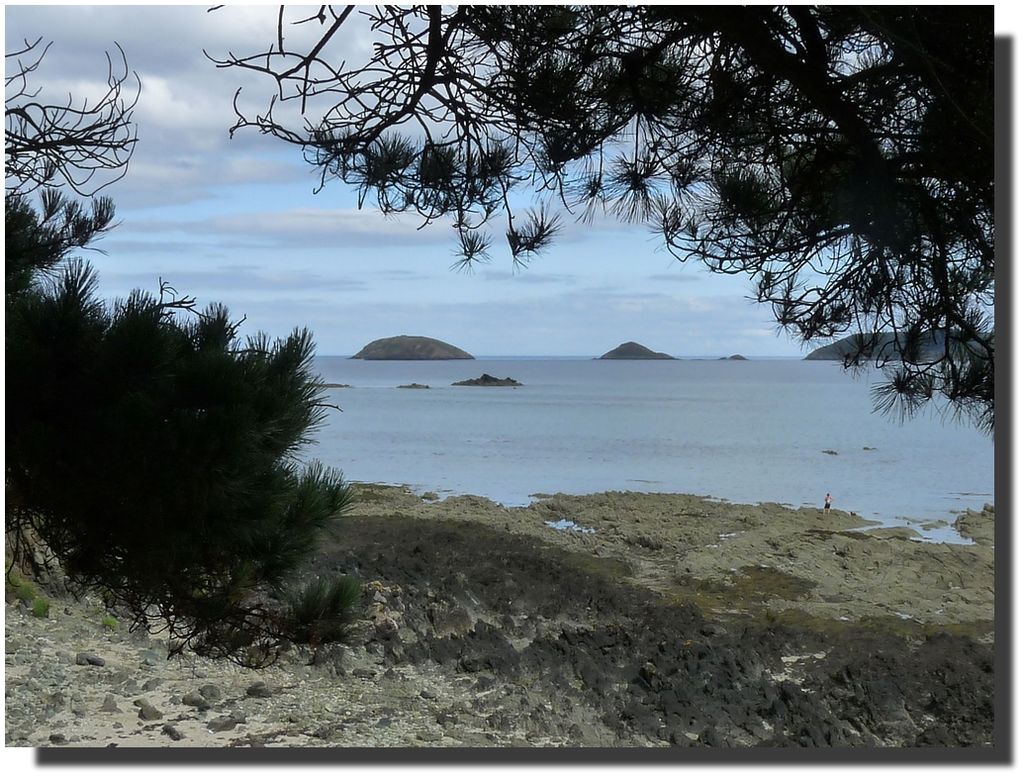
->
[306, 357, 993, 543]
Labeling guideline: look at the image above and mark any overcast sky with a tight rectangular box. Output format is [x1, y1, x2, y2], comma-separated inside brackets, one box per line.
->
[3, 4, 1010, 358]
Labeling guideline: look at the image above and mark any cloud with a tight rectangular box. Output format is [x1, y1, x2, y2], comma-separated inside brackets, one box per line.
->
[96, 266, 368, 297]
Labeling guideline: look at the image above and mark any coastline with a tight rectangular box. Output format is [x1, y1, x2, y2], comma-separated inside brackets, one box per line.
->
[6, 485, 995, 748]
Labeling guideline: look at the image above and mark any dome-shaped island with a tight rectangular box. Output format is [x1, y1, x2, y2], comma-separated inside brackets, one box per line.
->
[597, 341, 675, 360]
[351, 335, 474, 360]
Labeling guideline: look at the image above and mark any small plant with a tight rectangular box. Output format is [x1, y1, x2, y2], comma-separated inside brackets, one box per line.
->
[101, 615, 118, 631]
[31, 597, 50, 618]
[14, 580, 37, 605]
[285, 575, 362, 645]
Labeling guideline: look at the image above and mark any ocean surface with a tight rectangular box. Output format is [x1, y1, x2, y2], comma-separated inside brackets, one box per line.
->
[306, 357, 994, 543]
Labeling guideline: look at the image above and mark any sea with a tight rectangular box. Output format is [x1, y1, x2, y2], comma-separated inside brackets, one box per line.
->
[307, 356, 994, 544]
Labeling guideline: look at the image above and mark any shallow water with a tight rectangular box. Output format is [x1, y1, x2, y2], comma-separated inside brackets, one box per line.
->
[307, 357, 993, 543]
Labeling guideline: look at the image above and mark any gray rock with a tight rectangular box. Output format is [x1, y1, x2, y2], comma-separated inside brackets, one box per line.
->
[198, 684, 222, 702]
[207, 714, 244, 732]
[420, 688, 438, 700]
[100, 694, 121, 713]
[141, 649, 164, 664]
[48, 733, 67, 745]
[352, 668, 377, 680]
[137, 701, 163, 721]
[182, 690, 211, 711]
[417, 729, 444, 742]
[246, 681, 272, 698]
[161, 723, 185, 741]
[75, 652, 105, 667]
[142, 678, 162, 691]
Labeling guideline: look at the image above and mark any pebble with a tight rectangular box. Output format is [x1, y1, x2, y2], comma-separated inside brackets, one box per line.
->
[100, 694, 121, 713]
[352, 668, 377, 680]
[420, 688, 438, 700]
[142, 678, 162, 691]
[48, 733, 67, 745]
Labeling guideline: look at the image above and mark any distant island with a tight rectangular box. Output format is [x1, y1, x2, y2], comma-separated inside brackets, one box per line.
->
[397, 383, 430, 389]
[805, 331, 946, 361]
[351, 335, 474, 360]
[719, 354, 748, 361]
[597, 342, 675, 360]
[452, 373, 522, 387]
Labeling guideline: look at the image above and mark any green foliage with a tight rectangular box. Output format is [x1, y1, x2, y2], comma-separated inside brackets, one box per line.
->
[5, 195, 354, 667]
[218, 5, 994, 431]
[31, 597, 50, 618]
[285, 576, 363, 645]
[101, 615, 118, 631]
[14, 580, 37, 605]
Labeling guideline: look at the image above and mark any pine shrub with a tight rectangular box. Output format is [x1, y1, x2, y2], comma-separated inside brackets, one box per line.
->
[6, 195, 355, 666]
[286, 575, 362, 645]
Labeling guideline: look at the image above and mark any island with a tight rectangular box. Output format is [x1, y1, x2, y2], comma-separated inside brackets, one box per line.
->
[719, 354, 748, 361]
[452, 373, 522, 387]
[351, 335, 474, 360]
[397, 383, 430, 389]
[804, 331, 945, 361]
[597, 341, 675, 360]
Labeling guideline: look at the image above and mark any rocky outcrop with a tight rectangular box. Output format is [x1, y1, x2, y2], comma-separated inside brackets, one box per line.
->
[352, 336, 473, 360]
[719, 354, 748, 360]
[452, 374, 522, 387]
[598, 342, 675, 360]
[397, 384, 430, 389]
[804, 332, 946, 361]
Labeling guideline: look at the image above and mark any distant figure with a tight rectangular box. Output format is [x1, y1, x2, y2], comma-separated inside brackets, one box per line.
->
[823, 492, 833, 516]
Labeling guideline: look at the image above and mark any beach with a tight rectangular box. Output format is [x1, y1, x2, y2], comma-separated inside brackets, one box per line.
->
[5, 485, 995, 748]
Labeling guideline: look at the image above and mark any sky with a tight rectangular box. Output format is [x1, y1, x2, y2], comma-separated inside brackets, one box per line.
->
[1, 4, 1010, 359]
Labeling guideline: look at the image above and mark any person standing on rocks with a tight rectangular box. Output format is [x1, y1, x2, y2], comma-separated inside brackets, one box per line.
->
[823, 492, 833, 516]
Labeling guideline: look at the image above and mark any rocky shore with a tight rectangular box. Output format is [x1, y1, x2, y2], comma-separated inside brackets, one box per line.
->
[6, 486, 995, 748]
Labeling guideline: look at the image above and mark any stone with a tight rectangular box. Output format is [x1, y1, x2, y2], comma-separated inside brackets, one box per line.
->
[198, 684, 223, 702]
[162, 724, 185, 741]
[48, 733, 68, 745]
[207, 714, 243, 733]
[75, 652, 105, 667]
[142, 678, 162, 692]
[246, 681, 272, 698]
[352, 668, 377, 680]
[137, 701, 163, 721]
[420, 688, 438, 700]
[182, 690, 211, 711]
[417, 729, 444, 742]
[100, 694, 121, 713]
